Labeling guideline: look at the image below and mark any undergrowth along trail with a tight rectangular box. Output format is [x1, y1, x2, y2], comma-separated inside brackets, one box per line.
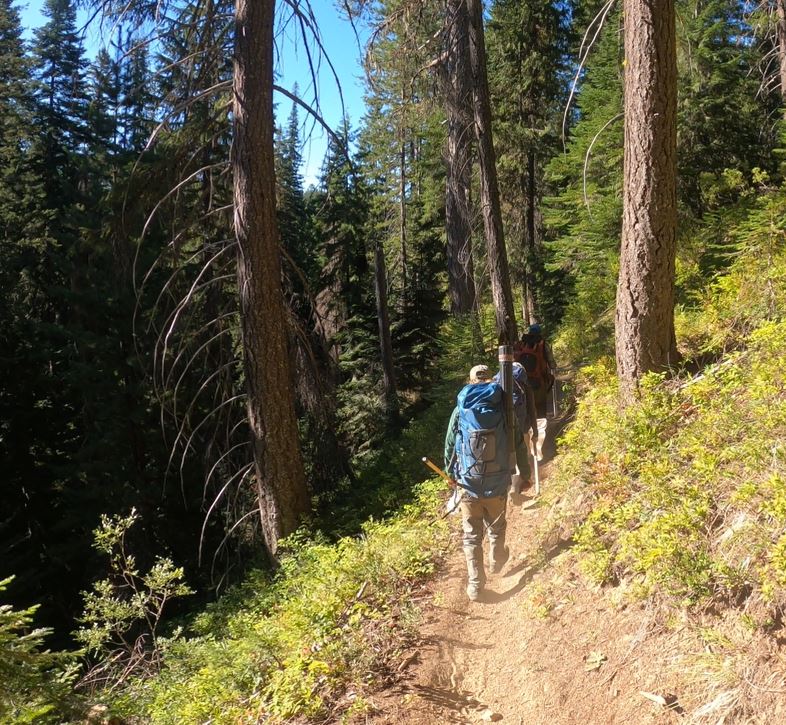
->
[367, 326, 786, 725]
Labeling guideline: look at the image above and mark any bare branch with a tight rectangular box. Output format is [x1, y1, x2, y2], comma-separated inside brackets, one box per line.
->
[562, 0, 617, 151]
[583, 112, 623, 216]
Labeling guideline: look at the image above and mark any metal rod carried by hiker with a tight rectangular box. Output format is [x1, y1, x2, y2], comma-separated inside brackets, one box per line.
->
[533, 444, 541, 496]
[493, 356, 538, 495]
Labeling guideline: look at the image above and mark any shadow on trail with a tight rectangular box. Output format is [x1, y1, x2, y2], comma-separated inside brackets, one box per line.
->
[509, 491, 541, 508]
[436, 636, 493, 651]
[404, 684, 481, 721]
[482, 536, 575, 604]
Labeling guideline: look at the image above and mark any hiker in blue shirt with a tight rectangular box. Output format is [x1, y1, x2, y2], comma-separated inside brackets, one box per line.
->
[444, 364, 514, 601]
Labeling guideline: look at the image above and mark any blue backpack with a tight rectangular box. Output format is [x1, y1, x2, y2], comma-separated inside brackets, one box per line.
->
[454, 382, 511, 497]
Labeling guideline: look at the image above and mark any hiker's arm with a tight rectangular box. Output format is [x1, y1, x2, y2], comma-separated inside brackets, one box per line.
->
[444, 406, 459, 472]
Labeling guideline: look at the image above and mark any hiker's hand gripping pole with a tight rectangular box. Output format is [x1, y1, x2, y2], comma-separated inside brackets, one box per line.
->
[422, 457, 456, 486]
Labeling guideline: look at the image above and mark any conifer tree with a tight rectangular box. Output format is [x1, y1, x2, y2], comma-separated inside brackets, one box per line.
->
[233, 0, 309, 554]
[276, 101, 354, 490]
[616, 0, 679, 397]
[311, 127, 391, 458]
[33, 0, 86, 144]
[488, 0, 571, 324]
[313, 126, 371, 358]
[307, 129, 387, 460]
[375, 237, 400, 421]
[118, 29, 151, 151]
[276, 95, 316, 283]
[359, 0, 448, 398]
[441, 0, 476, 316]
[0, 0, 35, 241]
[0, 0, 55, 622]
[678, 0, 777, 216]
[467, 0, 517, 343]
[544, 8, 623, 355]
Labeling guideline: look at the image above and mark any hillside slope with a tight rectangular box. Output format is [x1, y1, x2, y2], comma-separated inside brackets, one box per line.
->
[366, 320, 786, 723]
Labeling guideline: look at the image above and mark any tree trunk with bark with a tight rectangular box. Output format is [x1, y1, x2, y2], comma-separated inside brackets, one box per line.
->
[615, 0, 679, 400]
[374, 239, 399, 422]
[523, 145, 538, 324]
[232, 0, 309, 557]
[777, 0, 786, 112]
[466, 0, 517, 344]
[522, 281, 535, 328]
[443, 0, 476, 315]
[399, 88, 408, 297]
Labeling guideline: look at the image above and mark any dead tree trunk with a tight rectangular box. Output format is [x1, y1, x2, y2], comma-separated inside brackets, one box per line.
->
[615, 0, 679, 400]
[374, 239, 399, 421]
[232, 0, 309, 556]
[466, 0, 517, 344]
[443, 0, 476, 315]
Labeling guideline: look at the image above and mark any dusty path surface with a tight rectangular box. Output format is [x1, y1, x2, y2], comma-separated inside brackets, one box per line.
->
[364, 414, 690, 725]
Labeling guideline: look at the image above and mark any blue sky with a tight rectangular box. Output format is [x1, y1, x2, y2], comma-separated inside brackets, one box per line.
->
[18, 0, 369, 186]
[273, 2, 369, 185]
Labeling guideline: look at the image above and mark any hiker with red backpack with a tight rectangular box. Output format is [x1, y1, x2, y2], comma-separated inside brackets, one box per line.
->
[444, 364, 516, 602]
[493, 362, 538, 493]
[514, 323, 555, 460]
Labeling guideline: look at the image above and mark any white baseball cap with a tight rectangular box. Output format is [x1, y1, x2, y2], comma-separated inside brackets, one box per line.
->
[469, 364, 490, 382]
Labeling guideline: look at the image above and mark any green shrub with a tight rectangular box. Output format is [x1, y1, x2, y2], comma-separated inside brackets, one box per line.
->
[549, 313, 786, 612]
[90, 312, 500, 723]
[75, 508, 193, 688]
[103, 479, 449, 723]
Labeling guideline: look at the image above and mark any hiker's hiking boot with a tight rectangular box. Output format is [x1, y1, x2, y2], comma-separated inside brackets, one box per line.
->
[465, 548, 485, 601]
[490, 545, 510, 574]
[466, 582, 483, 602]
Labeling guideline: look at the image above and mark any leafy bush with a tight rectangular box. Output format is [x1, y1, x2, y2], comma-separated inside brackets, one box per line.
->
[103, 479, 450, 723]
[546, 314, 786, 610]
[86, 311, 501, 722]
[676, 185, 786, 360]
[76, 509, 193, 690]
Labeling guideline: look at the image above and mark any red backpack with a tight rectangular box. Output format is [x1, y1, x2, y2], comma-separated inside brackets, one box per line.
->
[514, 336, 548, 382]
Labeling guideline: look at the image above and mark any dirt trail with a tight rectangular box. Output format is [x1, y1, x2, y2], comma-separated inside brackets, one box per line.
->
[366, 415, 688, 725]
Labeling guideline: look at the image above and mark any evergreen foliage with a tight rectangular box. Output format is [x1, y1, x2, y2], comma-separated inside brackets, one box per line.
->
[542, 180, 786, 605]
[487, 0, 575, 322]
[359, 0, 447, 393]
[0, 578, 78, 723]
[676, 0, 779, 217]
[544, 0, 779, 365]
[544, 6, 624, 361]
[3, 0, 786, 720]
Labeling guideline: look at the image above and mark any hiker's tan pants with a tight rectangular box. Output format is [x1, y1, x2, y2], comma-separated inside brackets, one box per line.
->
[459, 494, 507, 588]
